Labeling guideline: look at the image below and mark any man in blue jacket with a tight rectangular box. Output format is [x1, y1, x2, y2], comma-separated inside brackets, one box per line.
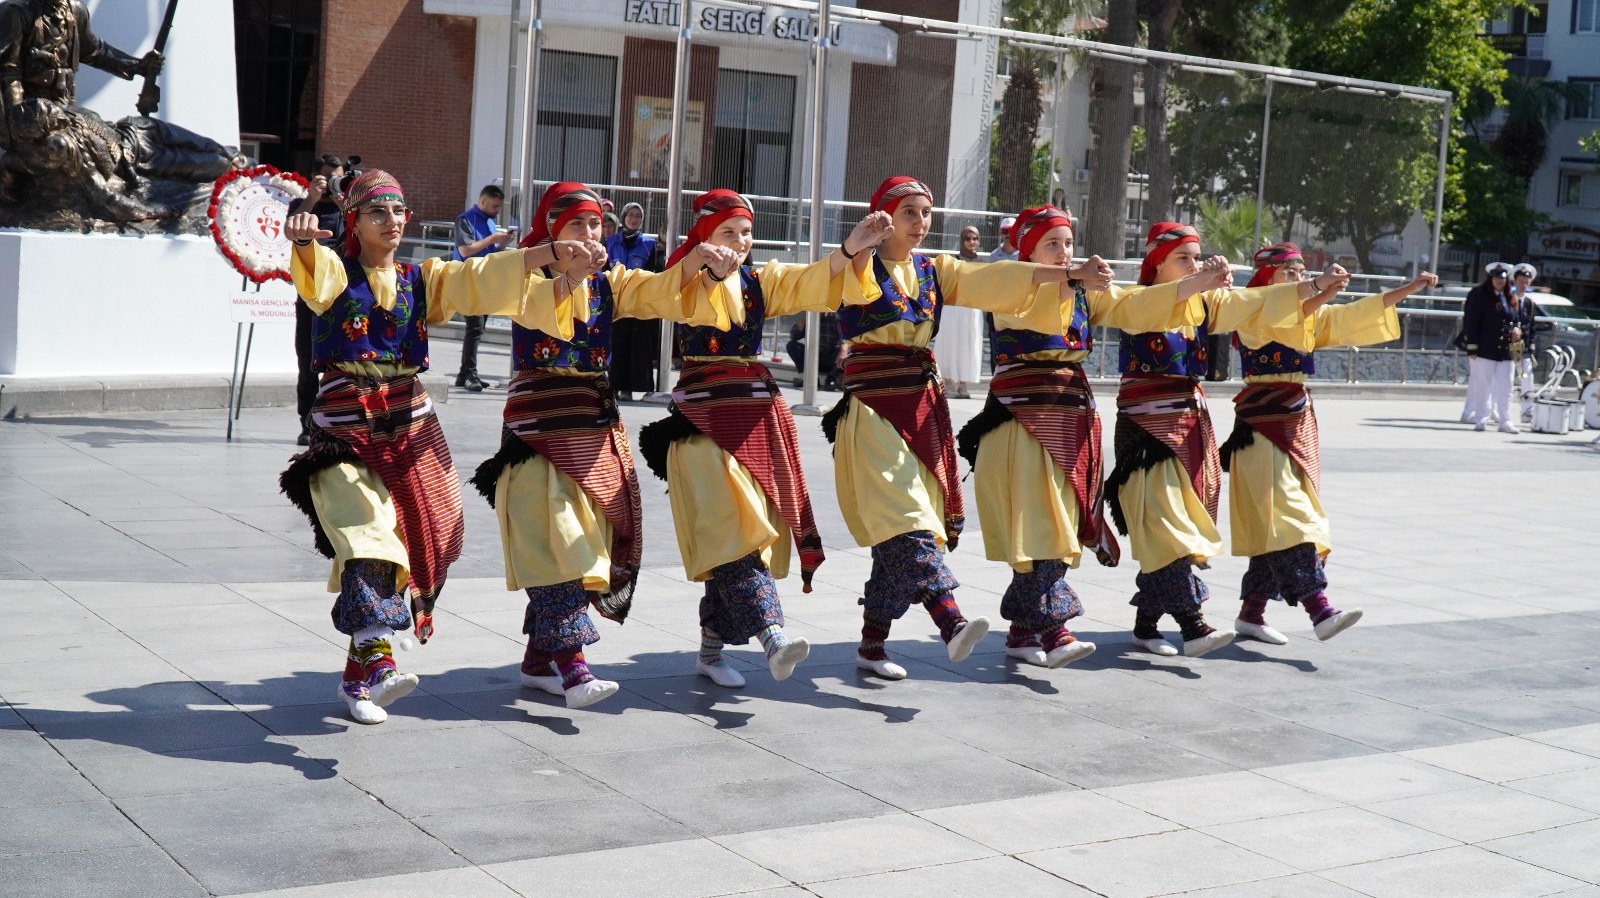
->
[451, 184, 514, 391]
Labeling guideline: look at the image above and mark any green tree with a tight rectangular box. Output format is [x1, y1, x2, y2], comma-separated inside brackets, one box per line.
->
[1194, 195, 1282, 260]
[1487, 74, 1587, 182]
[988, 121, 1056, 211]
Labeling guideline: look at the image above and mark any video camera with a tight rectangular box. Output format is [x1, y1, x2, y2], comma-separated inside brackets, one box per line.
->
[330, 155, 363, 200]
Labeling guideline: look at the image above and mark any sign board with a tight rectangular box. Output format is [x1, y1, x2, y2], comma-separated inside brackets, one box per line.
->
[230, 282, 298, 323]
[1533, 224, 1600, 262]
[629, 96, 704, 182]
[623, 0, 843, 44]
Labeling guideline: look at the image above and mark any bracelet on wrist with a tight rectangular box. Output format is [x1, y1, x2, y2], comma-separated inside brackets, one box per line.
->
[841, 243, 860, 260]
[293, 238, 312, 247]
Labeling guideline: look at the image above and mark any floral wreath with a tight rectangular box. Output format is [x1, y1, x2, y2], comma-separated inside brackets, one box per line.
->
[207, 165, 311, 284]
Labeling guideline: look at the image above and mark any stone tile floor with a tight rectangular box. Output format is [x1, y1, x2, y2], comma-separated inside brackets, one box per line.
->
[2, 386, 1599, 897]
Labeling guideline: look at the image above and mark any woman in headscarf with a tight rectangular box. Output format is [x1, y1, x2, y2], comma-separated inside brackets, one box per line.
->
[636, 189, 884, 687]
[606, 201, 664, 399]
[955, 206, 1217, 668]
[1104, 223, 1325, 659]
[281, 170, 602, 724]
[1222, 243, 1437, 646]
[934, 225, 986, 398]
[1460, 262, 1515, 431]
[824, 176, 1111, 680]
[469, 181, 740, 710]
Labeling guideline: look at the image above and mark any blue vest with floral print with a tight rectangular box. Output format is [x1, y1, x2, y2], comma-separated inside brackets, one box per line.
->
[838, 254, 943, 341]
[512, 273, 615, 372]
[990, 284, 1092, 367]
[1119, 309, 1210, 379]
[678, 267, 765, 357]
[311, 258, 430, 370]
[1235, 339, 1315, 377]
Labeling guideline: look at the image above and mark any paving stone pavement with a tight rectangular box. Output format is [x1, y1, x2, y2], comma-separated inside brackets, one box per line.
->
[3, 377, 1600, 897]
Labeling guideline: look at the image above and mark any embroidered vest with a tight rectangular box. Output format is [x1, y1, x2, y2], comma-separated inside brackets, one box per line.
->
[678, 267, 765, 357]
[311, 258, 430, 370]
[838, 254, 943, 341]
[1235, 339, 1315, 378]
[512, 273, 615, 372]
[1119, 304, 1210, 379]
[991, 285, 1092, 367]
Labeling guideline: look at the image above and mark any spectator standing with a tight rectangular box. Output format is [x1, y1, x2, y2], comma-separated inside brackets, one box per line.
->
[1510, 263, 1542, 424]
[287, 153, 348, 445]
[605, 202, 663, 399]
[989, 216, 1020, 262]
[786, 312, 842, 390]
[1461, 261, 1521, 433]
[936, 225, 986, 398]
[451, 185, 515, 392]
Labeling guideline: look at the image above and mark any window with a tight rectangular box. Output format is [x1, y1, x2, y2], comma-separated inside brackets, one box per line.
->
[1569, 79, 1600, 119]
[1513, 3, 1548, 34]
[708, 69, 797, 198]
[532, 51, 618, 186]
[1557, 171, 1600, 207]
[1578, 0, 1600, 33]
[233, 0, 323, 173]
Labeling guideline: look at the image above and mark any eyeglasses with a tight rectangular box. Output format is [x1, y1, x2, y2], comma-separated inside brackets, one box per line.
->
[361, 206, 412, 224]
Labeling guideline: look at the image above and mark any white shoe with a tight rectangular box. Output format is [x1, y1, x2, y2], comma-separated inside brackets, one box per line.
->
[697, 659, 746, 688]
[1234, 618, 1289, 646]
[1460, 412, 1474, 424]
[1474, 421, 1486, 432]
[857, 654, 908, 680]
[564, 678, 619, 709]
[946, 616, 990, 663]
[1314, 608, 1364, 642]
[1498, 423, 1519, 434]
[1004, 644, 1048, 666]
[1045, 640, 1097, 669]
[369, 671, 419, 708]
[1183, 628, 1236, 658]
[519, 671, 565, 697]
[340, 686, 387, 725]
[1131, 635, 1178, 656]
[768, 638, 810, 682]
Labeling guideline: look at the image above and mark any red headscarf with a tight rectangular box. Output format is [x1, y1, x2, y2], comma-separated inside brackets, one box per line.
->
[667, 189, 754, 269]
[1013, 205, 1073, 262]
[869, 176, 933, 217]
[518, 181, 605, 248]
[339, 169, 405, 257]
[1247, 242, 1304, 288]
[1138, 221, 1200, 286]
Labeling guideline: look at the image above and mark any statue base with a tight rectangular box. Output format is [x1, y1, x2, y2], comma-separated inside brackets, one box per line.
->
[0, 230, 297, 378]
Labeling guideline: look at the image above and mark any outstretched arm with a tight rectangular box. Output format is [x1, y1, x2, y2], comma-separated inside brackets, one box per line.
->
[75, 4, 147, 81]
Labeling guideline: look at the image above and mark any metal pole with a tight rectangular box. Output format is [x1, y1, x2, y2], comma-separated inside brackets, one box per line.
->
[795, 0, 832, 414]
[235, 323, 255, 420]
[1430, 100, 1452, 276]
[226, 323, 242, 441]
[518, 0, 543, 234]
[652, 0, 695, 398]
[1253, 78, 1274, 249]
[501, 0, 524, 203]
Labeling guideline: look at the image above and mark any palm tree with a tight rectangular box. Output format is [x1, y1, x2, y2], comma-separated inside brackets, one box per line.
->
[994, 0, 1104, 215]
[1491, 74, 1587, 184]
[1194, 195, 1281, 261]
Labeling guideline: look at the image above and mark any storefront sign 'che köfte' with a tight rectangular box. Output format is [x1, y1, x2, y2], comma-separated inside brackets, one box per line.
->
[624, 0, 843, 43]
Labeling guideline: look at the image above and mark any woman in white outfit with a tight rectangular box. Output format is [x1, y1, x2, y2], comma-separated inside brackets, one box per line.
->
[1461, 261, 1521, 433]
[935, 225, 987, 398]
[1460, 262, 1511, 429]
[1511, 263, 1539, 424]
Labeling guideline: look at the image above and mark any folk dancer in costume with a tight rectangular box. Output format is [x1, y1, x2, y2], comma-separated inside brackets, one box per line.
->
[1103, 222, 1318, 658]
[637, 189, 877, 687]
[824, 176, 1108, 680]
[1221, 243, 1438, 645]
[281, 170, 592, 725]
[956, 206, 1222, 668]
[470, 182, 739, 710]
[1460, 262, 1516, 431]
[1510, 263, 1542, 424]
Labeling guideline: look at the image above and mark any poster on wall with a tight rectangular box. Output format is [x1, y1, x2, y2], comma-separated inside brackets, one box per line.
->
[629, 96, 703, 182]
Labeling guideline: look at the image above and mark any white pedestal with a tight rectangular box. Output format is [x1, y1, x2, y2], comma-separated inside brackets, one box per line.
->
[0, 230, 297, 377]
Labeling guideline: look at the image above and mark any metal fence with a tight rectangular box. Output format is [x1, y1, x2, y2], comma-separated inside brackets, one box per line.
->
[445, 1, 1594, 397]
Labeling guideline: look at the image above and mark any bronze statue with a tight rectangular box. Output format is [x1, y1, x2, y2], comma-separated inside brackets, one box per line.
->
[0, 0, 245, 233]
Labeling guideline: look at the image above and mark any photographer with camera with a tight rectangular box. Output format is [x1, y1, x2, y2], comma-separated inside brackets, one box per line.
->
[288, 154, 356, 444]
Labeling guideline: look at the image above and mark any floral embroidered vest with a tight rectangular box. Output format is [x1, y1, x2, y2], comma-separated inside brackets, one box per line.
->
[512, 272, 615, 372]
[312, 258, 430, 370]
[1235, 338, 1315, 378]
[677, 267, 765, 357]
[991, 284, 1092, 367]
[1119, 303, 1210, 379]
[838, 254, 942, 341]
